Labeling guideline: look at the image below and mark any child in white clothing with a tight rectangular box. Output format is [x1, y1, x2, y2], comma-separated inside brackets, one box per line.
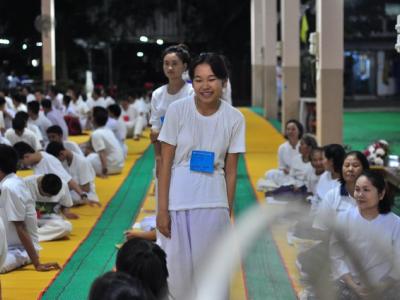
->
[46, 141, 100, 204]
[86, 107, 124, 176]
[24, 174, 76, 242]
[0, 144, 59, 273]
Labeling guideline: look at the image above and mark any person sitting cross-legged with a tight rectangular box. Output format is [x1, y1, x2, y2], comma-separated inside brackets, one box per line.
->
[46, 141, 100, 205]
[0, 144, 60, 273]
[24, 174, 77, 242]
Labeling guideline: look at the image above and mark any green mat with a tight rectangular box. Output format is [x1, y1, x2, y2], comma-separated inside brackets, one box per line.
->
[41, 147, 155, 300]
[235, 155, 296, 299]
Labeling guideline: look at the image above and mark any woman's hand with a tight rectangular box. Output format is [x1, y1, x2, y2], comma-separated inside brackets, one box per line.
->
[156, 210, 171, 238]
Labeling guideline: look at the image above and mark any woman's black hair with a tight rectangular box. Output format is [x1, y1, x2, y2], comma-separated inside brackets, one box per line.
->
[116, 238, 169, 299]
[323, 144, 346, 174]
[0, 144, 18, 174]
[188, 52, 228, 81]
[88, 271, 155, 300]
[358, 170, 394, 214]
[284, 119, 304, 140]
[340, 151, 369, 184]
[162, 44, 191, 65]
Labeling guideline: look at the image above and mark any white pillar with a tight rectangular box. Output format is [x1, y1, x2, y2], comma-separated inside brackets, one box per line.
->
[251, 0, 264, 107]
[41, 0, 56, 84]
[281, 0, 300, 132]
[316, 0, 343, 145]
[262, 0, 278, 119]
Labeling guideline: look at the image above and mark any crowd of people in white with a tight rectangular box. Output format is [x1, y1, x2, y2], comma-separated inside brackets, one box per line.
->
[0, 84, 153, 277]
[258, 120, 400, 300]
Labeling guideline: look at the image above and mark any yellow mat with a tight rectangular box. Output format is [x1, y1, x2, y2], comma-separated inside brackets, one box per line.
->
[1, 131, 151, 300]
[240, 108, 302, 295]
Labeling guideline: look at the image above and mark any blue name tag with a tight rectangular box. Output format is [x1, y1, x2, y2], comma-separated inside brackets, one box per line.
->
[190, 150, 215, 174]
[160, 116, 165, 125]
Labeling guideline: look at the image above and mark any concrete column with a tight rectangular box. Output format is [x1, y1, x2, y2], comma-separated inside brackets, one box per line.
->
[281, 0, 300, 132]
[316, 0, 343, 145]
[251, 0, 264, 107]
[262, 0, 277, 119]
[41, 0, 56, 84]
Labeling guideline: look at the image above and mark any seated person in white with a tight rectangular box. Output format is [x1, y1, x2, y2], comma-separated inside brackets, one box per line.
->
[304, 147, 325, 198]
[86, 107, 124, 176]
[258, 134, 317, 192]
[13, 142, 92, 206]
[24, 174, 77, 242]
[0, 96, 15, 130]
[309, 144, 346, 215]
[46, 125, 84, 157]
[27, 101, 52, 144]
[15, 111, 44, 146]
[263, 119, 303, 185]
[41, 99, 69, 140]
[313, 151, 370, 232]
[65, 87, 90, 130]
[86, 88, 107, 110]
[132, 95, 150, 140]
[5, 116, 42, 150]
[107, 104, 127, 156]
[119, 95, 137, 138]
[331, 171, 400, 298]
[0, 144, 60, 273]
[46, 141, 99, 204]
[10, 93, 27, 113]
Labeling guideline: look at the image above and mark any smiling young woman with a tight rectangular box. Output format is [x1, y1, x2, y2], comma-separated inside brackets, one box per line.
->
[156, 52, 245, 299]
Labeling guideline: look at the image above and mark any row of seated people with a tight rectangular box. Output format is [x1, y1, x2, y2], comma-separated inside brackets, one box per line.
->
[258, 119, 400, 299]
[0, 85, 150, 143]
[0, 105, 132, 293]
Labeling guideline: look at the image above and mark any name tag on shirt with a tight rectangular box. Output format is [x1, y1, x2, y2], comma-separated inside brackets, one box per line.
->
[190, 150, 215, 174]
[160, 116, 165, 125]
[123, 115, 129, 121]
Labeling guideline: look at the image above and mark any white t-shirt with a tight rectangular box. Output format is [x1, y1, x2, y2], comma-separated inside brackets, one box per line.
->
[119, 104, 137, 126]
[27, 123, 43, 142]
[330, 207, 400, 285]
[106, 118, 127, 143]
[64, 140, 84, 157]
[29, 114, 52, 143]
[91, 127, 124, 171]
[23, 175, 73, 208]
[305, 169, 321, 195]
[0, 173, 39, 249]
[5, 128, 42, 151]
[34, 152, 72, 183]
[63, 153, 95, 187]
[158, 96, 246, 210]
[277, 141, 300, 170]
[150, 83, 193, 131]
[311, 171, 340, 213]
[313, 184, 356, 231]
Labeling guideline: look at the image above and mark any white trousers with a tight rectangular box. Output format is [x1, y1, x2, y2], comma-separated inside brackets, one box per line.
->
[0, 247, 31, 274]
[157, 208, 230, 300]
[38, 214, 72, 242]
[86, 153, 123, 176]
[134, 115, 147, 136]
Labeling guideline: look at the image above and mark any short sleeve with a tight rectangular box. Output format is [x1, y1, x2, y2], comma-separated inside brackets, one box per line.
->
[158, 104, 179, 146]
[91, 131, 106, 152]
[228, 115, 246, 153]
[150, 92, 162, 131]
[3, 188, 26, 222]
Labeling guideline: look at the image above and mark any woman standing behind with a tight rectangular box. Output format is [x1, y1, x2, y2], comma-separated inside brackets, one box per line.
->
[150, 44, 193, 171]
[156, 53, 245, 299]
[331, 170, 400, 299]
